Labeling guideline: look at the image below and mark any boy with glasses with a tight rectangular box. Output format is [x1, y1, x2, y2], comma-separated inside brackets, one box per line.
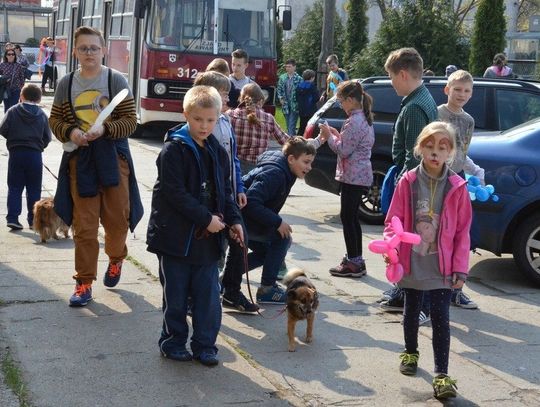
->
[49, 26, 143, 307]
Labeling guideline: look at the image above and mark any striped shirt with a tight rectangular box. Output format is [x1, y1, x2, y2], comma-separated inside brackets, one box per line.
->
[392, 84, 438, 177]
[227, 106, 290, 164]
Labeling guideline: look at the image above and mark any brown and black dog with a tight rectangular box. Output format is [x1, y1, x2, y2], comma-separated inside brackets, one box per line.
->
[282, 268, 319, 352]
[33, 197, 70, 243]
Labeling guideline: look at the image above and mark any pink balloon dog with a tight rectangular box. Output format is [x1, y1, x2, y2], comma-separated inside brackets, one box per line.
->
[368, 216, 421, 283]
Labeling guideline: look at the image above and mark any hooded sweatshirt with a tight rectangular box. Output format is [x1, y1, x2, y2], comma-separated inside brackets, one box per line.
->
[241, 150, 296, 237]
[0, 102, 51, 151]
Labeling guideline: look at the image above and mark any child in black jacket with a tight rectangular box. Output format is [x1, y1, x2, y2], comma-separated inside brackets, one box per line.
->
[221, 137, 317, 307]
[146, 86, 243, 366]
[0, 84, 51, 230]
[296, 69, 319, 136]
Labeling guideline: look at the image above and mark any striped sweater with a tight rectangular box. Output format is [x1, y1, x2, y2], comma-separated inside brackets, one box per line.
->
[49, 67, 136, 142]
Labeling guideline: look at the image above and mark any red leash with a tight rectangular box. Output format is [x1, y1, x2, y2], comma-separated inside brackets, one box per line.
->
[198, 214, 287, 319]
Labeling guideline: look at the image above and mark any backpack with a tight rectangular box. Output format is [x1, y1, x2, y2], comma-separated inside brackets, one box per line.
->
[381, 165, 400, 215]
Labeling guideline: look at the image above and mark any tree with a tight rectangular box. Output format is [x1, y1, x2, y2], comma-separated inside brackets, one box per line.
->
[343, 0, 369, 66]
[374, 0, 480, 31]
[282, 0, 344, 78]
[469, 0, 506, 76]
[350, 0, 469, 77]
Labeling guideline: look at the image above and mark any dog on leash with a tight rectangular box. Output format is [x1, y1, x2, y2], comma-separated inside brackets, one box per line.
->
[282, 268, 319, 352]
[33, 197, 70, 243]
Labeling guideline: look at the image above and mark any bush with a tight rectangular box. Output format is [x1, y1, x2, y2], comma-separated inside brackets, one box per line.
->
[25, 38, 40, 47]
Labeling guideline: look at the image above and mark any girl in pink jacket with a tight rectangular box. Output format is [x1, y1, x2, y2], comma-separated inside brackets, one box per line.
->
[385, 121, 471, 399]
[319, 80, 375, 278]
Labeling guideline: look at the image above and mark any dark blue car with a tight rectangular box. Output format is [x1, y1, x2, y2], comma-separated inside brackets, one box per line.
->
[468, 118, 540, 285]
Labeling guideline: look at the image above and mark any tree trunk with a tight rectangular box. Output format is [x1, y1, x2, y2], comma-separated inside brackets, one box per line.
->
[317, 0, 336, 93]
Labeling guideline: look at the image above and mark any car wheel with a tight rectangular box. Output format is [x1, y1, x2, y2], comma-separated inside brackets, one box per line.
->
[357, 160, 390, 225]
[512, 213, 540, 286]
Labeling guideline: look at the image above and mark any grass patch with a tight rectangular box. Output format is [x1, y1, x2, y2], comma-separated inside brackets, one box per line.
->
[126, 255, 158, 281]
[275, 107, 287, 131]
[1, 352, 30, 406]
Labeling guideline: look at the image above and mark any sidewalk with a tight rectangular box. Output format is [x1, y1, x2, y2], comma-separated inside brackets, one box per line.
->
[1, 94, 539, 406]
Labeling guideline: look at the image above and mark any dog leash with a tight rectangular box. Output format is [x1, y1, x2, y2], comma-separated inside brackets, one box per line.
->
[197, 214, 287, 319]
[42, 163, 59, 180]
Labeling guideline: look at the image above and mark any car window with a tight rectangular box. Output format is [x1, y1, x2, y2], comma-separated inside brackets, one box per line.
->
[496, 89, 540, 130]
[366, 87, 402, 121]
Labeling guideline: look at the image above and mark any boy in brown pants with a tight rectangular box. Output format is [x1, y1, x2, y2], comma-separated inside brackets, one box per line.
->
[49, 26, 143, 306]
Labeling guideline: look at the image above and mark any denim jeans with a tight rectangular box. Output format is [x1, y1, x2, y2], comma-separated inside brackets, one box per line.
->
[222, 230, 291, 294]
[6, 148, 42, 225]
[3, 88, 21, 112]
[157, 255, 221, 357]
[284, 111, 299, 136]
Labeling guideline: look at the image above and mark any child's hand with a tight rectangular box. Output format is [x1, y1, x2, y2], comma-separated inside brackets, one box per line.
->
[277, 221, 292, 239]
[70, 128, 88, 147]
[207, 215, 225, 233]
[382, 254, 391, 265]
[85, 123, 105, 141]
[229, 224, 244, 246]
[318, 121, 330, 139]
[451, 274, 465, 289]
[237, 193, 247, 209]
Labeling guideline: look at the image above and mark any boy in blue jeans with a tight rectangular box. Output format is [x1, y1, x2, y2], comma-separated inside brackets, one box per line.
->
[1, 84, 51, 230]
[146, 85, 243, 366]
[222, 137, 317, 306]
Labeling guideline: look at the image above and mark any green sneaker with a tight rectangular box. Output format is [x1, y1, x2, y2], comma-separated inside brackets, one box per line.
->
[399, 351, 419, 375]
[432, 374, 457, 399]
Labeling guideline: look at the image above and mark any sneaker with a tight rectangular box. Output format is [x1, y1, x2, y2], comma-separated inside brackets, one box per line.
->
[222, 292, 260, 313]
[329, 259, 367, 278]
[419, 310, 431, 325]
[380, 289, 404, 312]
[161, 347, 193, 362]
[194, 350, 219, 366]
[432, 374, 458, 399]
[399, 351, 419, 376]
[69, 283, 93, 307]
[256, 285, 287, 304]
[276, 263, 288, 280]
[451, 290, 478, 309]
[7, 221, 23, 230]
[377, 287, 398, 303]
[103, 261, 122, 288]
[401, 311, 431, 326]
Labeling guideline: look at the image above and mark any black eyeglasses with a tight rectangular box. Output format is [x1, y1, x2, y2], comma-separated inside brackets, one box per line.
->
[6, 53, 15, 56]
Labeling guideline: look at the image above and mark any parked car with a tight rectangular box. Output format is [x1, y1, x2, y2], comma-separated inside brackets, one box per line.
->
[467, 118, 540, 285]
[304, 76, 540, 224]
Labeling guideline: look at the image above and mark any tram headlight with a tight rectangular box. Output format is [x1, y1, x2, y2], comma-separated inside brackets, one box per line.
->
[261, 89, 269, 102]
[153, 82, 167, 96]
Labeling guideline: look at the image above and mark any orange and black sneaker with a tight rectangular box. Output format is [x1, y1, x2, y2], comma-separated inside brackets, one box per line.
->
[69, 282, 93, 307]
[103, 261, 123, 288]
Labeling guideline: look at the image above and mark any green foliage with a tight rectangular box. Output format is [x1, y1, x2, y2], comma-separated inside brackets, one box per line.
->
[349, 0, 470, 78]
[25, 38, 39, 47]
[469, 0, 506, 76]
[282, 0, 344, 76]
[344, 0, 369, 67]
[276, 22, 284, 69]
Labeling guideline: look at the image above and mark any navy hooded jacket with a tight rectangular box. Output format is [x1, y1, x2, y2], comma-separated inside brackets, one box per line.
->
[241, 150, 296, 237]
[146, 124, 242, 261]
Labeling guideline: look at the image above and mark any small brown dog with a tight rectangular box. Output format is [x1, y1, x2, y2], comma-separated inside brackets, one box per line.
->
[33, 197, 70, 243]
[282, 268, 319, 352]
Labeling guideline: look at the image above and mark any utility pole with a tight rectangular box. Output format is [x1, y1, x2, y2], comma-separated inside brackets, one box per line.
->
[317, 0, 335, 93]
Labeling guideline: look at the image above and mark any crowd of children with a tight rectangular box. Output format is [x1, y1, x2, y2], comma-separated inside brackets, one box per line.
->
[1, 32, 487, 399]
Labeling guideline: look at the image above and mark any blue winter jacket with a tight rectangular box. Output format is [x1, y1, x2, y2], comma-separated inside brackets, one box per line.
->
[241, 150, 296, 237]
[146, 124, 242, 260]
